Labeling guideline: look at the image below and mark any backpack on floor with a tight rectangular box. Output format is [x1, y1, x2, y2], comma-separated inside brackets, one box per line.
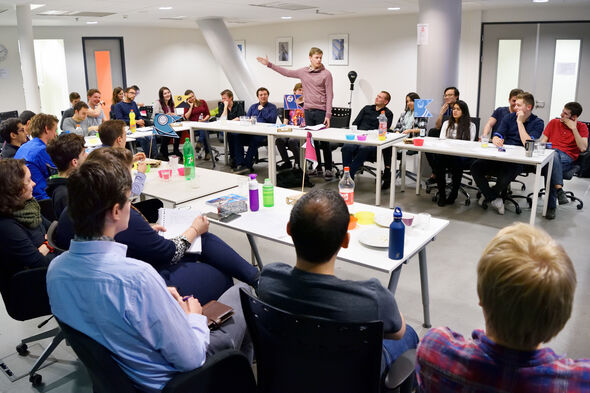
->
[277, 168, 314, 188]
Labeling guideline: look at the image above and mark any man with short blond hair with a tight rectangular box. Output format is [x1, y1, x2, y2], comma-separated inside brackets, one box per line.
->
[257, 46, 335, 179]
[417, 223, 589, 392]
[14, 114, 58, 199]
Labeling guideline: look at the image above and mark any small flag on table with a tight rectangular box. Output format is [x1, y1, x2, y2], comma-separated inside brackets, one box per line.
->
[302, 132, 317, 163]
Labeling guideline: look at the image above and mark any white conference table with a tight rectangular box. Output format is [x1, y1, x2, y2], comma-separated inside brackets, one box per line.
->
[84, 125, 190, 152]
[187, 186, 449, 327]
[391, 137, 555, 225]
[140, 166, 243, 208]
[184, 120, 406, 205]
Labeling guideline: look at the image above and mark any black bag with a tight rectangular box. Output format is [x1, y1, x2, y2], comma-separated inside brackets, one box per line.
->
[576, 151, 590, 178]
[276, 168, 314, 188]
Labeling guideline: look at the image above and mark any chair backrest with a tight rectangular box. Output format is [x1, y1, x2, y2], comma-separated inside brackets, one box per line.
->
[470, 117, 481, 139]
[239, 288, 383, 393]
[139, 105, 153, 119]
[331, 107, 352, 129]
[38, 198, 56, 222]
[0, 110, 18, 122]
[56, 319, 138, 393]
[57, 318, 257, 393]
[1, 267, 52, 321]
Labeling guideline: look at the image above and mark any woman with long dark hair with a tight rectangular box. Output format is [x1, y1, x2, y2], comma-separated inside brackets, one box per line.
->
[434, 100, 476, 206]
[110, 87, 124, 119]
[154, 86, 182, 159]
[183, 89, 211, 160]
[393, 92, 428, 135]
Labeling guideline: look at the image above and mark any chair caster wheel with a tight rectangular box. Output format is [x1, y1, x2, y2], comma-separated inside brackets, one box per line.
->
[425, 188, 431, 194]
[16, 343, 29, 356]
[515, 206, 522, 214]
[577, 204, 583, 210]
[29, 373, 42, 386]
[465, 199, 471, 206]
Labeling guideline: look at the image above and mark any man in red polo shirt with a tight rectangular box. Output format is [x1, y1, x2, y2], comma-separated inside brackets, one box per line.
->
[540, 101, 588, 219]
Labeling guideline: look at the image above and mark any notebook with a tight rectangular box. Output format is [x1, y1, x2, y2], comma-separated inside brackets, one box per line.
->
[157, 207, 202, 253]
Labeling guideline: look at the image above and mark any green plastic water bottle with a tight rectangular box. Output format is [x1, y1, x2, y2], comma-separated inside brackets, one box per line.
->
[262, 178, 274, 207]
[182, 138, 195, 180]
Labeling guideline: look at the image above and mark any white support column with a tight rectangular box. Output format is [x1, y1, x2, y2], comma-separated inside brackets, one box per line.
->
[197, 18, 258, 108]
[417, 0, 461, 129]
[16, 5, 41, 113]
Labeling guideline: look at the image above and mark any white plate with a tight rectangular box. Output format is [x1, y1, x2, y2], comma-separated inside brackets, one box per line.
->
[359, 228, 389, 248]
[374, 214, 392, 228]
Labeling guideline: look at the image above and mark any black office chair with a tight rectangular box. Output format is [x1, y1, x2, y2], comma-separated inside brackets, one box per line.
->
[320, 106, 352, 177]
[57, 318, 256, 393]
[240, 289, 416, 393]
[0, 110, 19, 122]
[0, 267, 65, 386]
[38, 198, 56, 222]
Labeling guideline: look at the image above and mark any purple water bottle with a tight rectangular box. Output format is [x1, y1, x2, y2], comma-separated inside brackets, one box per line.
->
[388, 207, 405, 260]
[249, 174, 259, 212]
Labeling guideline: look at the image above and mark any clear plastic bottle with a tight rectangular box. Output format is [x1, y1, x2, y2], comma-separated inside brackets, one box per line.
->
[129, 109, 136, 133]
[339, 166, 355, 205]
[378, 111, 388, 141]
[182, 137, 195, 180]
[249, 174, 259, 211]
[262, 178, 274, 207]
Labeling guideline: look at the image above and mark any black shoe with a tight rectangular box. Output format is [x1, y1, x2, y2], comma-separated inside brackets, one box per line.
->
[546, 207, 556, 220]
[446, 190, 458, 205]
[557, 189, 569, 205]
[437, 195, 447, 207]
[278, 162, 293, 171]
[382, 177, 391, 191]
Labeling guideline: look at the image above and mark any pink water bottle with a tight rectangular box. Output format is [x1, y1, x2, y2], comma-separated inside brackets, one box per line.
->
[249, 174, 259, 211]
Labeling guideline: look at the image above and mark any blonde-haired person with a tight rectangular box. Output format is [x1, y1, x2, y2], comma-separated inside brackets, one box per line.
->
[14, 113, 58, 200]
[417, 223, 589, 392]
[257, 47, 335, 179]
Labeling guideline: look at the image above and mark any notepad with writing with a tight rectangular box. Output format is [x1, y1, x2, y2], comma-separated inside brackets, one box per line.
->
[304, 124, 326, 131]
[157, 208, 202, 253]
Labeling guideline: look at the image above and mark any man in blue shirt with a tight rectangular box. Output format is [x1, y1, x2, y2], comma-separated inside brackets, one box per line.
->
[471, 92, 544, 214]
[14, 113, 58, 200]
[114, 86, 158, 158]
[481, 88, 524, 139]
[233, 87, 278, 174]
[47, 152, 252, 393]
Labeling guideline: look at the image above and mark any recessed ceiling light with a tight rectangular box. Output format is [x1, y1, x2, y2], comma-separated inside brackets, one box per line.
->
[532, 0, 548, 2]
[281, 16, 292, 19]
[86, 21, 98, 24]
[30, 4, 46, 10]
[159, 6, 173, 10]
[388, 7, 401, 10]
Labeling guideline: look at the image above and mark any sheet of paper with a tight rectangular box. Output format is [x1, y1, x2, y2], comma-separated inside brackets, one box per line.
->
[157, 207, 202, 253]
[304, 124, 326, 131]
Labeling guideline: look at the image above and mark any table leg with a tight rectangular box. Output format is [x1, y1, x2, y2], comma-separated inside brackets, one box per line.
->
[401, 150, 407, 192]
[418, 247, 431, 328]
[387, 266, 402, 294]
[246, 233, 264, 270]
[542, 154, 554, 217]
[529, 163, 542, 225]
[224, 133, 229, 166]
[267, 135, 276, 185]
[390, 146, 397, 209]
[127, 141, 136, 155]
[415, 152, 422, 196]
[376, 146, 382, 206]
[188, 126, 195, 145]
[203, 128, 216, 169]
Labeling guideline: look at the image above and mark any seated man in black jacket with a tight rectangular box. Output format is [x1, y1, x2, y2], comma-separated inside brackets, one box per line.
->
[0, 118, 28, 158]
[45, 133, 87, 218]
[341, 91, 394, 188]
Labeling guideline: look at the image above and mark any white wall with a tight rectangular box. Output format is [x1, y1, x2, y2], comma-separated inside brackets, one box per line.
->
[1, 4, 588, 118]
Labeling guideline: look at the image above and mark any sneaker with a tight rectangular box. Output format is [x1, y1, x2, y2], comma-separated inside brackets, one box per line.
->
[557, 189, 569, 205]
[478, 195, 486, 207]
[324, 169, 334, 180]
[204, 153, 211, 161]
[490, 198, 505, 215]
[546, 207, 556, 220]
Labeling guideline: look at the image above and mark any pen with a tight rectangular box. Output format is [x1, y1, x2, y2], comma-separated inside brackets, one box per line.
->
[182, 296, 192, 301]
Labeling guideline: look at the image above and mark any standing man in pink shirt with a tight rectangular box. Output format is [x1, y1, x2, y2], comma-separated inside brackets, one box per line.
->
[257, 47, 335, 179]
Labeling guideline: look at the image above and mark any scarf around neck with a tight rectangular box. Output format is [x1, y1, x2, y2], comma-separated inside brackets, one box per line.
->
[13, 198, 42, 229]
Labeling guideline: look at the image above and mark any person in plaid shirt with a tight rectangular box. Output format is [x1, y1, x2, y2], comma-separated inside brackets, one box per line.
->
[417, 223, 590, 392]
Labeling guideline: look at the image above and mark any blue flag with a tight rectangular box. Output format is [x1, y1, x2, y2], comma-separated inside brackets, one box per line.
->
[153, 113, 182, 138]
[414, 99, 433, 118]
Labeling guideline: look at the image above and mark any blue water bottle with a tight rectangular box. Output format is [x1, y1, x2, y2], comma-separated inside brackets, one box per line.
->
[388, 207, 405, 260]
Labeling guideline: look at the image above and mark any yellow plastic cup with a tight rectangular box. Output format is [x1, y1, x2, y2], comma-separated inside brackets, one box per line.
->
[354, 211, 375, 225]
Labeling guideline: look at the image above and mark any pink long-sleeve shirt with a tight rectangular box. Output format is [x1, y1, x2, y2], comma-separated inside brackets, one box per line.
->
[268, 62, 333, 118]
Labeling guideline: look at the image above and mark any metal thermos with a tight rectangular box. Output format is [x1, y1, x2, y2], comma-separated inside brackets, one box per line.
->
[525, 139, 535, 157]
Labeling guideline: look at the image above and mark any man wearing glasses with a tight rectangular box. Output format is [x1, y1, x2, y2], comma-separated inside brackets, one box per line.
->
[0, 118, 28, 158]
[114, 87, 158, 158]
[435, 87, 460, 129]
[539, 102, 588, 219]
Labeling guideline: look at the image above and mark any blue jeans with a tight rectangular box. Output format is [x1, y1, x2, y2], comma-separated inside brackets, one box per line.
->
[542, 149, 574, 208]
[159, 232, 259, 304]
[234, 135, 266, 168]
[198, 130, 210, 153]
[381, 325, 419, 376]
[342, 144, 376, 178]
[137, 135, 158, 158]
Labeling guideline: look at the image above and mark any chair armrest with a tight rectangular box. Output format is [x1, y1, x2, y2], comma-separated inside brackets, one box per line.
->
[384, 348, 416, 390]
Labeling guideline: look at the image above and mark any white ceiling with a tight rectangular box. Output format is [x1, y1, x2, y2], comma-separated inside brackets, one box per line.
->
[0, 0, 587, 29]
